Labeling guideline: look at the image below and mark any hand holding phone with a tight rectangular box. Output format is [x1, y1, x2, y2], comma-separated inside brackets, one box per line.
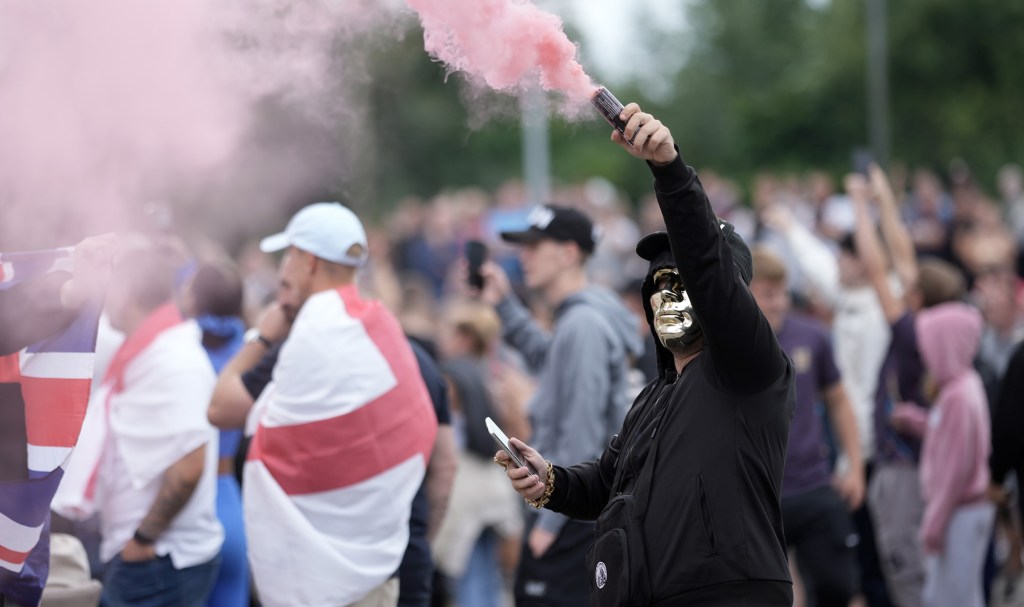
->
[852, 148, 874, 177]
[486, 417, 538, 476]
[465, 240, 487, 290]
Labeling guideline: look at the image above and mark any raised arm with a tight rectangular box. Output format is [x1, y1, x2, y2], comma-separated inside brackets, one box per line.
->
[0, 234, 115, 355]
[614, 104, 787, 393]
[869, 164, 918, 292]
[849, 174, 905, 324]
[0, 271, 76, 355]
[762, 204, 840, 305]
[479, 261, 551, 372]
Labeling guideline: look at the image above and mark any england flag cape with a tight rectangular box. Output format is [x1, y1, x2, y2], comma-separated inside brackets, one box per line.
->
[244, 285, 438, 607]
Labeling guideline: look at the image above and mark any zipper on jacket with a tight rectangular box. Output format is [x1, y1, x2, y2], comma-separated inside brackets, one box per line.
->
[616, 384, 670, 491]
[697, 473, 717, 554]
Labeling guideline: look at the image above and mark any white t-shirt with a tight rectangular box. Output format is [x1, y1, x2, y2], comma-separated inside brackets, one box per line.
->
[96, 321, 223, 569]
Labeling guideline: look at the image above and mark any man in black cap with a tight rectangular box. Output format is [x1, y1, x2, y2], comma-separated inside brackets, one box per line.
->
[478, 205, 643, 606]
[496, 104, 795, 605]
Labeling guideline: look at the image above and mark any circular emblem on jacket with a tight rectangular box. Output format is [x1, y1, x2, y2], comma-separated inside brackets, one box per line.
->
[595, 561, 608, 589]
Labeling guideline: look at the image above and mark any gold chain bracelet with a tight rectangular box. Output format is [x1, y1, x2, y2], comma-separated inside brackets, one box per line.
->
[525, 461, 555, 509]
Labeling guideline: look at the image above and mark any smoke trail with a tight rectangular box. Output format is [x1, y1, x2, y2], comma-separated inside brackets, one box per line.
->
[0, 0, 398, 250]
[403, 0, 597, 111]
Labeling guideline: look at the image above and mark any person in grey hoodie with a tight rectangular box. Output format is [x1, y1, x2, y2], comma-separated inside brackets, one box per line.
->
[478, 204, 643, 606]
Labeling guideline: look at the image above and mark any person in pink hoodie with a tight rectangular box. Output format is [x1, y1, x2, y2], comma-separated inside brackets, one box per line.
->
[892, 302, 994, 607]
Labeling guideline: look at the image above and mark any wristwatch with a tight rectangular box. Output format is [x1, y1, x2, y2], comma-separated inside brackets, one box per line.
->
[244, 328, 272, 348]
[133, 529, 156, 546]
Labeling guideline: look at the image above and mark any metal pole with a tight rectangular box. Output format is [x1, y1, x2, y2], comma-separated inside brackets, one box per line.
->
[866, 0, 890, 166]
[521, 86, 551, 204]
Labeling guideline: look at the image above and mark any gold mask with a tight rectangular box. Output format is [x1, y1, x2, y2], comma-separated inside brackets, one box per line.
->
[650, 268, 701, 349]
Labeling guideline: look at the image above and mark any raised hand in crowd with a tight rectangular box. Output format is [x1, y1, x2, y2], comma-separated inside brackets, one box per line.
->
[475, 260, 513, 307]
[612, 103, 678, 166]
[867, 163, 918, 291]
[60, 233, 117, 310]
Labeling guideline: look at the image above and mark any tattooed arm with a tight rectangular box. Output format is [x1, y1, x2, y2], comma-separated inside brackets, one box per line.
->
[121, 445, 207, 561]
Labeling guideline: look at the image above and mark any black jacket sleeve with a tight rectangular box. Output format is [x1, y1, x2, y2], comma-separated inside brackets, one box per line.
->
[542, 381, 660, 519]
[545, 430, 624, 521]
[0, 270, 77, 356]
[649, 154, 787, 394]
[991, 342, 1024, 484]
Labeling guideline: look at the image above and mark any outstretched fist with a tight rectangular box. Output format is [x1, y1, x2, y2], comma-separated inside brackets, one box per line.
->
[611, 103, 678, 166]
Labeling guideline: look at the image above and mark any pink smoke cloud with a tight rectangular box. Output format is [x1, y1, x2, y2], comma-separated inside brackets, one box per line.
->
[0, 0, 392, 250]
[404, 0, 597, 108]
[0, 1, 241, 243]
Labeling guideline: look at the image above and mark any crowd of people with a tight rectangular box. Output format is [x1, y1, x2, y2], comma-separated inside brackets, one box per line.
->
[1, 103, 1023, 607]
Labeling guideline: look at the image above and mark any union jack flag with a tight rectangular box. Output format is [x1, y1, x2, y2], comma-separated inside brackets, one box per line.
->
[0, 248, 101, 606]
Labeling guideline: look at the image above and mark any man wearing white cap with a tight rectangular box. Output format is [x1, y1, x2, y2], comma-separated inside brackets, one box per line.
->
[208, 203, 438, 607]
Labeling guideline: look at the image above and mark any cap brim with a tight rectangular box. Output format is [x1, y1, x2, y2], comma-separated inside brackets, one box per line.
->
[259, 232, 290, 254]
[636, 232, 671, 261]
[499, 228, 544, 245]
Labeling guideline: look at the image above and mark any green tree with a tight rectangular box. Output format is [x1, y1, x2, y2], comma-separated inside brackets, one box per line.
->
[352, 1, 1024, 211]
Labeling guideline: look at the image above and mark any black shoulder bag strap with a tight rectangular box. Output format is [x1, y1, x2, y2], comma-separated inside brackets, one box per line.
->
[632, 399, 670, 520]
[610, 381, 673, 517]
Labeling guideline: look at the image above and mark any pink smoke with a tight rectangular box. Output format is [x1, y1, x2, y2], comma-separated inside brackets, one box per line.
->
[0, 2, 240, 242]
[404, 0, 597, 107]
[0, 0, 390, 250]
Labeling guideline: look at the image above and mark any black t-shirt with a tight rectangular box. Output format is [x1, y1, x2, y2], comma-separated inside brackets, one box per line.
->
[399, 340, 449, 605]
[240, 342, 282, 401]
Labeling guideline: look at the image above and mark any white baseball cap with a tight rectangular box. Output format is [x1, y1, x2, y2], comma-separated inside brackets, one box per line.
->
[260, 202, 369, 267]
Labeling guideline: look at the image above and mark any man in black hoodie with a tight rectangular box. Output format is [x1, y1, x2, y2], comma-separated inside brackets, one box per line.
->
[497, 103, 795, 605]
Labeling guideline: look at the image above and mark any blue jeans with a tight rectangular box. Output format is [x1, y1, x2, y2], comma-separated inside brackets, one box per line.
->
[101, 553, 220, 607]
[456, 528, 502, 607]
[207, 475, 249, 607]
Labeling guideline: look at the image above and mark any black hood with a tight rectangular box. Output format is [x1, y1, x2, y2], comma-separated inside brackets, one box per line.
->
[636, 226, 752, 381]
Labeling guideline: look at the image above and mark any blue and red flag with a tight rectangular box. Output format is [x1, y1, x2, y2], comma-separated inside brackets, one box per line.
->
[0, 248, 101, 606]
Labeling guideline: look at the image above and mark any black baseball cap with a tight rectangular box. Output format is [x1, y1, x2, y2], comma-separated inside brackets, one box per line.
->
[500, 205, 598, 254]
[636, 221, 753, 285]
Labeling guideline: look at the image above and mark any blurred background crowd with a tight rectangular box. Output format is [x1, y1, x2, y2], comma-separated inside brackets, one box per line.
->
[42, 151, 1022, 607]
[3, 0, 1023, 605]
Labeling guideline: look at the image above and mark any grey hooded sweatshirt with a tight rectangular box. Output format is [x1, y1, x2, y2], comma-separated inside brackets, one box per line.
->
[496, 285, 644, 534]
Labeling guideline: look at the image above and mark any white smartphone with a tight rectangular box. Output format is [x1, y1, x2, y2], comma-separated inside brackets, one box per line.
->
[485, 417, 538, 476]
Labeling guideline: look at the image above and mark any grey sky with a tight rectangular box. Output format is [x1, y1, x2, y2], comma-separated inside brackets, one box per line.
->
[561, 0, 689, 84]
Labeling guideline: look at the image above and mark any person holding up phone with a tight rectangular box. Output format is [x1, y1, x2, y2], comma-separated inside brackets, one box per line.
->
[475, 204, 643, 606]
[465, 240, 487, 290]
[496, 104, 796, 606]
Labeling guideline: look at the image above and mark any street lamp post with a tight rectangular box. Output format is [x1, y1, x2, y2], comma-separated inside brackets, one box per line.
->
[521, 86, 552, 205]
[866, 0, 890, 166]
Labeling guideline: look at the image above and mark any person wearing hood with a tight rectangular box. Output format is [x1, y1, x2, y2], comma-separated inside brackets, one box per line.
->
[478, 203, 644, 606]
[891, 303, 993, 607]
[495, 103, 795, 605]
